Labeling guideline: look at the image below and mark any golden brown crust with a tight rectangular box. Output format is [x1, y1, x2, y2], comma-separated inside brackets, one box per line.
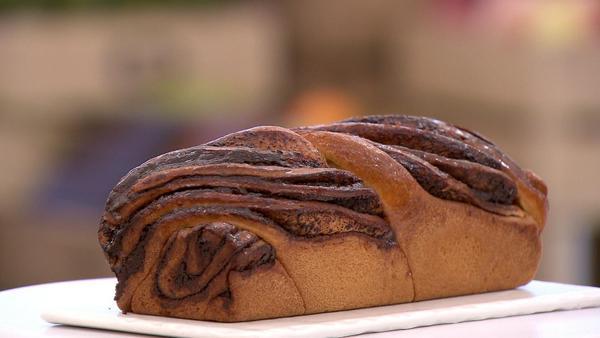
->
[98, 115, 547, 322]
[302, 131, 541, 300]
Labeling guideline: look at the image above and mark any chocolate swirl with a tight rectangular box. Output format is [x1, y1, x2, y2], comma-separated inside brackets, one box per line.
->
[156, 222, 274, 300]
[296, 115, 547, 220]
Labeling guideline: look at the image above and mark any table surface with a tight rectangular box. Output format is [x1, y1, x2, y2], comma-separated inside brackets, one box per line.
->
[1, 279, 599, 338]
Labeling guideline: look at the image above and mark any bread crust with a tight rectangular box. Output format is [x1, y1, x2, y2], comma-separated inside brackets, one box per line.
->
[98, 116, 547, 321]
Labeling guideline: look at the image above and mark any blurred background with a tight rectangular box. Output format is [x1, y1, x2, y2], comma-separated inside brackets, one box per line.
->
[1, 0, 600, 290]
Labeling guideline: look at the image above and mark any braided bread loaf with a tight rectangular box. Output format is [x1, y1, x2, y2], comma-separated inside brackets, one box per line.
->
[98, 115, 547, 322]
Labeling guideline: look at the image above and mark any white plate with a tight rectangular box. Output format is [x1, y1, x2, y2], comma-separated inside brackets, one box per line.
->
[41, 278, 600, 338]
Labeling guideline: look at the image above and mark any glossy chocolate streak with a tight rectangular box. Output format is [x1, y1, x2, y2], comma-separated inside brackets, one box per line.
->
[344, 115, 477, 141]
[127, 176, 382, 216]
[343, 115, 545, 197]
[105, 146, 325, 213]
[107, 189, 392, 262]
[124, 175, 382, 216]
[297, 123, 502, 169]
[107, 167, 375, 222]
[343, 115, 493, 149]
[373, 144, 521, 216]
[391, 146, 517, 204]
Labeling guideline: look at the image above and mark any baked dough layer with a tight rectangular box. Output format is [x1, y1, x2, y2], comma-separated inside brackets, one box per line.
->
[98, 116, 547, 322]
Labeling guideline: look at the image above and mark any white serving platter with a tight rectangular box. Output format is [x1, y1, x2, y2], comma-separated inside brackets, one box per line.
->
[41, 278, 600, 338]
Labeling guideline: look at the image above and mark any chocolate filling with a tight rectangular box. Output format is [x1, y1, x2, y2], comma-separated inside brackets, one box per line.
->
[114, 206, 275, 299]
[374, 144, 520, 216]
[296, 122, 502, 169]
[107, 189, 392, 260]
[106, 146, 325, 212]
[343, 115, 545, 197]
[114, 204, 393, 300]
[402, 147, 516, 204]
[107, 175, 382, 233]
[156, 223, 273, 300]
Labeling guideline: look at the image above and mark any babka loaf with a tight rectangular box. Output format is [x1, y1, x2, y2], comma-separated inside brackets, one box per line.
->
[98, 115, 548, 322]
